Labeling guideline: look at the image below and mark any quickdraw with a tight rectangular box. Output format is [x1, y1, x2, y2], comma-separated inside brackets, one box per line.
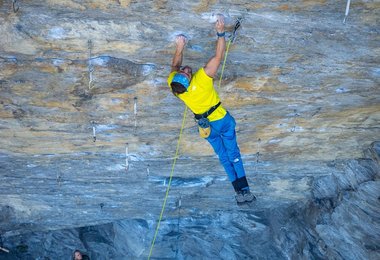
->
[12, 0, 19, 13]
[231, 17, 243, 43]
[343, 0, 351, 24]
[88, 40, 94, 89]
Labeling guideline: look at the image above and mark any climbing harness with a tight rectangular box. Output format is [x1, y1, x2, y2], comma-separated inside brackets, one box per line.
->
[194, 102, 221, 120]
[88, 40, 94, 89]
[148, 106, 188, 260]
[218, 17, 243, 89]
[194, 101, 221, 138]
[12, 0, 19, 13]
[343, 0, 351, 24]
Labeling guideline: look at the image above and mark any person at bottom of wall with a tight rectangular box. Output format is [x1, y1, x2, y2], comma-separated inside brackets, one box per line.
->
[73, 249, 90, 260]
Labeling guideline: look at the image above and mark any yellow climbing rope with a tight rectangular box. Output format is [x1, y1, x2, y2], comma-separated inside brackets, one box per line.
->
[218, 38, 232, 89]
[218, 17, 242, 88]
[148, 106, 188, 260]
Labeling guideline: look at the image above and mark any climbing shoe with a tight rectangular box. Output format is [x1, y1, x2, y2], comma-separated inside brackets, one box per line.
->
[235, 191, 246, 203]
[236, 190, 256, 204]
[242, 189, 256, 202]
[232, 177, 256, 203]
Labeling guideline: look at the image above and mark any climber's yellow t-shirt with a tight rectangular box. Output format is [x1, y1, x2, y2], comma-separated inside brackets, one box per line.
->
[167, 68, 227, 122]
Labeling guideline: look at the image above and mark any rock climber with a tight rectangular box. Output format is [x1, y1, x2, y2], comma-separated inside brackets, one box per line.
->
[167, 14, 255, 204]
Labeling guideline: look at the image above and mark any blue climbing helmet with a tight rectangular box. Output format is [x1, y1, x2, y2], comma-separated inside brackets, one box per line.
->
[172, 73, 190, 90]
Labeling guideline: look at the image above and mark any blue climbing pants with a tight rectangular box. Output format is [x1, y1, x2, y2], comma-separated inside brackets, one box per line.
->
[206, 112, 246, 182]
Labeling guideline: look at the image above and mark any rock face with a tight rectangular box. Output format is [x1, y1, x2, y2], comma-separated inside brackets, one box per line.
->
[1, 145, 379, 259]
[0, 0, 379, 259]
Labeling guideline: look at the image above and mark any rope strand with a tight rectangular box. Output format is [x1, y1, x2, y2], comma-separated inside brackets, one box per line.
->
[218, 39, 232, 89]
[148, 106, 188, 260]
[218, 18, 242, 88]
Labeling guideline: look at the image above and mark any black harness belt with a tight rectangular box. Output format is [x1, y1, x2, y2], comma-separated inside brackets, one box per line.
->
[194, 102, 221, 120]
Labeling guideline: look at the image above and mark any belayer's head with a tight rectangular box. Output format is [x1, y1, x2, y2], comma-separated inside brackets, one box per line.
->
[73, 250, 83, 260]
[171, 66, 192, 95]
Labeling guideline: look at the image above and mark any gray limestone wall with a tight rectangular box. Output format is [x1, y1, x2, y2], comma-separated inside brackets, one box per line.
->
[0, 1, 379, 259]
[1, 142, 379, 259]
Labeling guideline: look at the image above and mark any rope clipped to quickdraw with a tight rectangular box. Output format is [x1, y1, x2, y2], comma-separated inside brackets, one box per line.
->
[218, 17, 242, 89]
[148, 106, 188, 260]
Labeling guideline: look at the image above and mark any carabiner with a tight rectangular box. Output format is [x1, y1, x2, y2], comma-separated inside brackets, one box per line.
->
[231, 17, 243, 43]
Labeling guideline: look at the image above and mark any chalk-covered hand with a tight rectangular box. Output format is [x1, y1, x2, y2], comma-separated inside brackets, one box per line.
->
[215, 14, 225, 33]
[175, 35, 186, 51]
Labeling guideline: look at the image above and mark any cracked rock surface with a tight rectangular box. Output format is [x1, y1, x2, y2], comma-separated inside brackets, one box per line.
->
[0, 1, 379, 259]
